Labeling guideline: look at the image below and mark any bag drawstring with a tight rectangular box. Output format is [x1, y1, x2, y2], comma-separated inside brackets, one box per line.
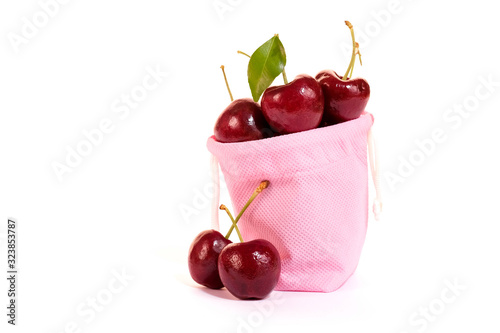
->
[368, 127, 383, 221]
[210, 154, 220, 231]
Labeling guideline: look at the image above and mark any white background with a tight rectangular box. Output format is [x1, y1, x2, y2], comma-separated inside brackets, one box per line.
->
[1, 0, 499, 332]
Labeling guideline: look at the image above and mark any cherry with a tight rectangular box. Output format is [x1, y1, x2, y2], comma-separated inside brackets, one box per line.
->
[188, 229, 232, 289]
[316, 21, 370, 124]
[214, 66, 272, 143]
[316, 70, 370, 124]
[218, 239, 281, 300]
[188, 181, 269, 292]
[261, 74, 324, 134]
[217, 181, 281, 300]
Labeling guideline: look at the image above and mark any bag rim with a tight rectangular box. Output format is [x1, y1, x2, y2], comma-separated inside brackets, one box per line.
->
[207, 112, 373, 148]
[207, 112, 374, 179]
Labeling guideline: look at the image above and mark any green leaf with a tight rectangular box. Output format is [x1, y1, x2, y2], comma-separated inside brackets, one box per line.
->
[247, 35, 286, 102]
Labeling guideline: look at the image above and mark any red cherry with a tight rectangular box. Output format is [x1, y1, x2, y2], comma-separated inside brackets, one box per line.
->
[214, 98, 272, 143]
[316, 69, 370, 123]
[317, 21, 370, 125]
[188, 230, 232, 289]
[217, 181, 280, 300]
[218, 239, 281, 300]
[261, 74, 324, 134]
[214, 65, 272, 143]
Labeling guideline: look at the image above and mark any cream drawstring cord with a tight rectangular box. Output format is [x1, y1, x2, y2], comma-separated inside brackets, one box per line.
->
[368, 127, 383, 221]
[210, 154, 220, 231]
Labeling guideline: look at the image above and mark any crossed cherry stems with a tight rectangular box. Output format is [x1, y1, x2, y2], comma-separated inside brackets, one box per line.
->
[219, 180, 269, 242]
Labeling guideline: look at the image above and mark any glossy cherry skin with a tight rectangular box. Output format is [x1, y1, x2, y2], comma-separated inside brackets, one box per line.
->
[188, 230, 232, 289]
[316, 69, 370, 124]
[214, 98, 272, 143]
[218, 239, 281, 300]
[261, 74, 324, 134]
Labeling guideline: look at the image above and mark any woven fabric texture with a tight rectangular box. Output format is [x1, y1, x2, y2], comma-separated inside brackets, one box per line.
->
[207, 112, 374, 292]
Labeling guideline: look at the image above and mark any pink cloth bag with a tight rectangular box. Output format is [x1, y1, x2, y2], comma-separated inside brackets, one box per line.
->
[207, 112, 376, 292]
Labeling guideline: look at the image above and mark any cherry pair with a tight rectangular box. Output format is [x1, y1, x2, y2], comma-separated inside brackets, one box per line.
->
[188, 181, 281, 300]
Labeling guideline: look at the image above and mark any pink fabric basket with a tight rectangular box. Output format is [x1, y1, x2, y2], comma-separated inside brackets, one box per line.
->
[207, 112, 375, 292]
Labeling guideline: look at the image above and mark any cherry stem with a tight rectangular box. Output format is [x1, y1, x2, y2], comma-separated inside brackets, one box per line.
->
[220, 204, 244, 242]
[342, 21, 358, 81]
[349, 44, 362, 78]
[282, 67, 288, 85]
[349, 58, 354, 78]
[224, 180, 270, 239]
[357, 43, 363, 66]
[237, 50, 251, 58]
[220, 65, 234, 102]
